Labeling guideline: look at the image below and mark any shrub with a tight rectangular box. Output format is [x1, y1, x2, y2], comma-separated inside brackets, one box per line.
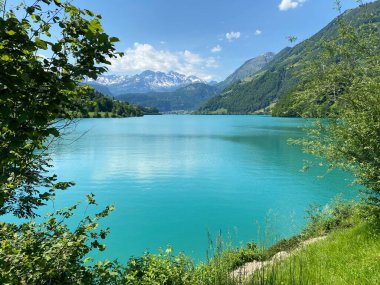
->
[0, 195, 124, 285]
[124, 248, 194, 285]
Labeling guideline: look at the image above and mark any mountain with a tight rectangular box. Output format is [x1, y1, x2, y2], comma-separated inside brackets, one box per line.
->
[85, 83, 113, 96]
[199, 1, 380, 114]
[116, 83, 218, 112]
[208, 80, 219, 86]
[85, 70, 205, 95]
[216, 52, 275, 91]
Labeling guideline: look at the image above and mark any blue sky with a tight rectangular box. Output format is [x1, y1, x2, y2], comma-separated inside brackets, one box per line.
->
[26, 0, 371, 81]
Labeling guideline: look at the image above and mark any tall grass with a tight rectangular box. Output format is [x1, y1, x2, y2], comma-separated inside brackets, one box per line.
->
[245, 221, 380, 285]
[120, 198, 380, 285]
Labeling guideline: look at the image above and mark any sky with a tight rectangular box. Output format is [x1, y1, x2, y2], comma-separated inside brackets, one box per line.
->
[9, 0, 369, 81]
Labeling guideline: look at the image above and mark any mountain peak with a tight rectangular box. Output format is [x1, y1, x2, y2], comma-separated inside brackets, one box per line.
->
[85, 70, 205, 95]
[167, 70, 181, 76]
[262, 52, 275, 57]
[217, 51, 275, 91]
[140, 70, 156, 76]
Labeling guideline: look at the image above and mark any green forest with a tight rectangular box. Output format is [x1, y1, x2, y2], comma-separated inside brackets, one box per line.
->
[72, 90, 159, 118]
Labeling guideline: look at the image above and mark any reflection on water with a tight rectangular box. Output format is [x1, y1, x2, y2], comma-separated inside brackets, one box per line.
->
[44, 115, 354, 262]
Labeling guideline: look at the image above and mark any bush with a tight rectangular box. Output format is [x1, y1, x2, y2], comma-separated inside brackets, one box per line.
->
[124, 249, 194, 285]
[265, 235, 301, 259]
[302, 196, 359, 238]
[0, 195, 125, 285]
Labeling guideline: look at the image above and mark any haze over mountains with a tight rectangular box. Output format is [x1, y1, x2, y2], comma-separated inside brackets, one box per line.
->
[85, 52, 276, 112]
[84, 1, 380, 114]
[116, 83, 218, 112]
[85, 70, 204, 95]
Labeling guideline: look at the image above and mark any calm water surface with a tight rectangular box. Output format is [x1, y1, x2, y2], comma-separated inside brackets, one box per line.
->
[47, 115, 353, 262]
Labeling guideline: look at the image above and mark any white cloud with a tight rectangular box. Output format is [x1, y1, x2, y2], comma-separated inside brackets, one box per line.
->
[255, 30, 262, 36]
[226, 31, 241, 42]
[279, 0, 306, 11]
[108, 42, 217, 80]
[205, 57, 218, 68]
[211, 45, 222, 53]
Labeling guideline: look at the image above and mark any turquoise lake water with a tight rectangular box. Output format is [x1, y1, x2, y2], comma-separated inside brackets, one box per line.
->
[44, 115, 353, 262]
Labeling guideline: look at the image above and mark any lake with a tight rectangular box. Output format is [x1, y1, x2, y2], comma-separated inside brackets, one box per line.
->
[48, 115, 353, 262]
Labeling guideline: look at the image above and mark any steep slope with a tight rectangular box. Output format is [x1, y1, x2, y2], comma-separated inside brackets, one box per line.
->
[216, 52, 275, 91]
[85, 70, 204, 95]
[199, 1, 380, 114]
[85, 83, 113, 96]
[116, 83, 218, 112]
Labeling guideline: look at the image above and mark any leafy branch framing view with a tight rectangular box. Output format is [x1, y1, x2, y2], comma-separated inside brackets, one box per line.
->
[0, 0, 379, 284]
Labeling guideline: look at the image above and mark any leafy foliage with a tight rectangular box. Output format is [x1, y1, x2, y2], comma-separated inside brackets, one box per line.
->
[286, 1, 380, 203]
[0, 0, 120, 217]
[0, 195, 127, 285]
[125, 249, 194, 285]
[302, 196, 359, 237]
[73, 90, 146, 118]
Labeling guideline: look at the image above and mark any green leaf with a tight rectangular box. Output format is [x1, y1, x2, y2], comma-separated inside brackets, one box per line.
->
[51, 43, 62, 53]
[35, 38, 48, 50]
[83, 257, 92, 263]
[1, 54, 11, 61]
[109, 37, 119, 43]
[5, 30, 16, 36]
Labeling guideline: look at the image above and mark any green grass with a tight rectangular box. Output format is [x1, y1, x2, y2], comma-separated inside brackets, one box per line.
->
[247, 221, 380, 285]
[114, 200, 380, 285]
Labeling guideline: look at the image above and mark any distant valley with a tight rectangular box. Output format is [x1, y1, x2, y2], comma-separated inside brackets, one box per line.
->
[116, 83, 218, 112]
[85, 53, 276, 112]
[84, 2, 380, 115]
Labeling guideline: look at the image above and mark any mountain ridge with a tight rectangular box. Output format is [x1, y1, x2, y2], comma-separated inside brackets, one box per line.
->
[216, 52, 275, 91]
[116, 83, 218, 112]
[199, 1, 380, 114]
[85, 70, 205, 95]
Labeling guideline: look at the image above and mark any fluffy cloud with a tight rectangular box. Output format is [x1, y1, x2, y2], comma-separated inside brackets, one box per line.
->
[211, 45, 222, 53]
[279, 0, 306, 11]
[108, 43, 217, 80]
[255, 30, 262, 36]
[226, 31, 241, 41]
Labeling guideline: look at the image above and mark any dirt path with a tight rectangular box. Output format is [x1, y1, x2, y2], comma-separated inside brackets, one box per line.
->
[231, 236, 327, 281]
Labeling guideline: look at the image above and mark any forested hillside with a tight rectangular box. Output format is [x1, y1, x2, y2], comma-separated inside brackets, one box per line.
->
[70, 90, 159, 118]
[199, 1, 380, 114]
[116, 83, 218, 112]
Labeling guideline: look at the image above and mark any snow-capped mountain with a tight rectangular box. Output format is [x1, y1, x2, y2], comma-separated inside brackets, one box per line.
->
[85, 70, 205, 95]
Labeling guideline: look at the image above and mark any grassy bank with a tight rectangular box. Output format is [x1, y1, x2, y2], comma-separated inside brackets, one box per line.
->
[115, 198, 380, 285]
[247, 221, 380, 284]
